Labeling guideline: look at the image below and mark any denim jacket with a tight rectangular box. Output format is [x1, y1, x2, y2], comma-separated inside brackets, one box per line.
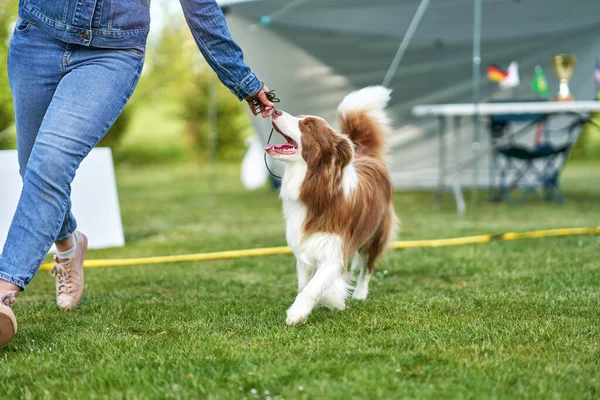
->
[18, 0, 262, 100]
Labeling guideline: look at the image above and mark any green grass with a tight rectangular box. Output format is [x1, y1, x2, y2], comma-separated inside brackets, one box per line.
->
[2, 162, 599, 399]
[111, 96, 192, 166]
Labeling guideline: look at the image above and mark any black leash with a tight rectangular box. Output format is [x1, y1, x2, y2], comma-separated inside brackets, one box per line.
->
[248, 89, 283, 179]
[264, 126, 282, 179]
[248, 88, 280, 115]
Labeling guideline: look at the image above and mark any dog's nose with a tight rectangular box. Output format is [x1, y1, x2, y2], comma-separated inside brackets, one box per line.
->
[272, 109, 282, 119]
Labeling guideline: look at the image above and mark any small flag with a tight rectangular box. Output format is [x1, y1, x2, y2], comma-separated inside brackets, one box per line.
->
[500, 61, 520, 90]
[531, 65, 549, 96]
[487, 65, 508, 83]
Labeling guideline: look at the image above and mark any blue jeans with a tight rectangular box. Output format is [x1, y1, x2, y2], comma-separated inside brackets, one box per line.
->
[0, 21, 144, 289]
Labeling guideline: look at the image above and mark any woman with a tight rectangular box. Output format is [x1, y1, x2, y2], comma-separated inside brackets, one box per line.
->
[0, 0, 274, 347]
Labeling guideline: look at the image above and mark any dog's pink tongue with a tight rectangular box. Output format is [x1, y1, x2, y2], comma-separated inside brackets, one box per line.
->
[264, 144, 274, 150]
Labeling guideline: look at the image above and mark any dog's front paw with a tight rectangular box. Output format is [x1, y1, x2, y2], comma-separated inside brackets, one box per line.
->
[286, 303, 311, 326]
[352, 287, 368, 300]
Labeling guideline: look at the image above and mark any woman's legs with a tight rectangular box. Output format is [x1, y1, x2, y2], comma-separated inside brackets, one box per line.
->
[6, 21, 77, 256]
[0, 23, 63, 294]
[0, 23, 145, 291]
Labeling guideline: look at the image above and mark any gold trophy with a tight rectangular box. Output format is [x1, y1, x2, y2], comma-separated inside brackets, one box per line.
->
[553, 54, 576, 101]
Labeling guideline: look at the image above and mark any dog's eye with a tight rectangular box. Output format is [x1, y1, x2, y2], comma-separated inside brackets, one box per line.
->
[304, 122, 310, 128]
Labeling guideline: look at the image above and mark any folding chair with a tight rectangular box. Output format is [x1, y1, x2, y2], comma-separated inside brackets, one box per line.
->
[488, 112, 581, 204]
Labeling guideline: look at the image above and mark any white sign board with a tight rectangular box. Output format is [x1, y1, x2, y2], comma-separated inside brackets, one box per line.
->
[0, 148, 125, 251]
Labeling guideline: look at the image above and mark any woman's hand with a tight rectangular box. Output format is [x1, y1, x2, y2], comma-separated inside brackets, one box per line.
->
[246, 85, 275, 118]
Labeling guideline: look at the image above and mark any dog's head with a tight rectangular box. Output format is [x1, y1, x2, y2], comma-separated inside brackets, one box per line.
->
[266, 109, 353, 169]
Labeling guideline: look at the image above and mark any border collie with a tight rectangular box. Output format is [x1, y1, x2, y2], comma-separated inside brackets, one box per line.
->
[266, 86, 399, 325]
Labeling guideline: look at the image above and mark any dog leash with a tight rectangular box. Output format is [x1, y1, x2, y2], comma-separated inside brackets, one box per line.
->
[248, 89, 283, 179]
[263, 126, 283, 179]
[248, 87, 280, 116]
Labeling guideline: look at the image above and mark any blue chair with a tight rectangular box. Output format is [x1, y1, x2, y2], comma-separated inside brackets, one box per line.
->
[488, 107, 581, 204]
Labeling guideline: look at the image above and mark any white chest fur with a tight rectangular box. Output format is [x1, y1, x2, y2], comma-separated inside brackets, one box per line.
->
[280, 162, 308, 252]
[282, 200, 307, 252]
[280, 162, 344, 268]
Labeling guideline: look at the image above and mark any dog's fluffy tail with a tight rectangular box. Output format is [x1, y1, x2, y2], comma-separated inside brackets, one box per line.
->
[337, 86, 392, 161]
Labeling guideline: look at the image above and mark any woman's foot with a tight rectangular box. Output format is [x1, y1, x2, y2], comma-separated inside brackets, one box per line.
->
[51, 231, 88, 310]
[0, 291, 18, 347]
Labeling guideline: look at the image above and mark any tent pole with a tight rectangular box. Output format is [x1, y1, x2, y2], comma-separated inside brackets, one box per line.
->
[471, 0, 482, 214]
[381, 0, 430, 88]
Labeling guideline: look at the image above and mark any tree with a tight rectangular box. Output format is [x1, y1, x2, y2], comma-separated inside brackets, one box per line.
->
[148, 15, 252, 164]
[0, 1, 17, 149]
[180, 65, 253, 163]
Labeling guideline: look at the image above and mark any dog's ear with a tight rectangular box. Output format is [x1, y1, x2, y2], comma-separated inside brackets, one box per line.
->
[302, 144, 321, 169]
[336, 137, 353, 167]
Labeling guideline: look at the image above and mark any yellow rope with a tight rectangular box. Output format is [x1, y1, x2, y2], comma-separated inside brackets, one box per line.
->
[390, 227, 600, 249]
[39, 227, 600, 270]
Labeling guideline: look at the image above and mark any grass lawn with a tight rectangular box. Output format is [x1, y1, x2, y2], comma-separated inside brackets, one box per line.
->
[2, 161, 599, 399]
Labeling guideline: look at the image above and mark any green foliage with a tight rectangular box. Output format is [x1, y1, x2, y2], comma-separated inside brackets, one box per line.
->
[141, 18, 252, 164]
[110, 99, 193, 165]
[138, 23, 197, 104]
[2, 162, 599, 398]
[571, 92, 600, 160]
[572, 125, 592, 159]
[97, 106, 133, 150]
[180, 67, 252, 163]
[0, 2, 17, 149]
[0, 124, 16, 149]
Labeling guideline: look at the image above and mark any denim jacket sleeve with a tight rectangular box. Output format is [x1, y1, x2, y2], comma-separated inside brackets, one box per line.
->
[179, 0, 263, 101]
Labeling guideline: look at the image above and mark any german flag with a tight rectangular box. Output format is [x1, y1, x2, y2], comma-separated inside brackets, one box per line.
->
[487, 65, 508, 83]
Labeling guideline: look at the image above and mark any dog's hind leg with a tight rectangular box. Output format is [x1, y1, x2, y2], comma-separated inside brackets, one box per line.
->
[349, 252, 362, 273]
[352, 252, 371, 300]
[286, 261, 345, 325]
[353, 207, 397, 300]
[352, 239, 382, 300]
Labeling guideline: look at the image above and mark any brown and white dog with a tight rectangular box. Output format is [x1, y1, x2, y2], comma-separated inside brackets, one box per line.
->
[266, 86, 399, 325]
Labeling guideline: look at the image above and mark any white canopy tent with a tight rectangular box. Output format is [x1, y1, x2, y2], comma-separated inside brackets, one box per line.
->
[224, 0, 600, 188]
